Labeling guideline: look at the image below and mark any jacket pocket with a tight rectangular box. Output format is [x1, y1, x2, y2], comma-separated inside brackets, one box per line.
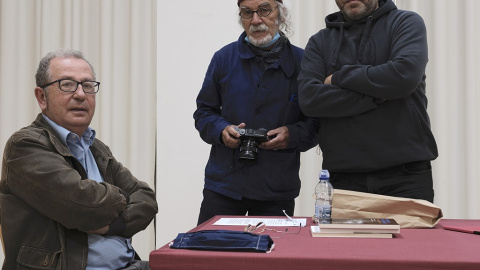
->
[282, 93, 302, 125]
[17, 245, 61, 269]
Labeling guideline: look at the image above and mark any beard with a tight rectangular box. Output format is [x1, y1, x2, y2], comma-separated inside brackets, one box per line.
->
[340, 0, 378, 21]
[247, 24, 273, 47]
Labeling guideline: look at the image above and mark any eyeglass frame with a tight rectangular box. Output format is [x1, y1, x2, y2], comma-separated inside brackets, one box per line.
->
[244, 221, 302, 235]
[39, 79, 100, 94]
[239, 5, 278, 19]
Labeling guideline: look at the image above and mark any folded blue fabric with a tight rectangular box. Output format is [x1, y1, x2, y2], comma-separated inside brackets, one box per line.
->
[169, 230, 275, 253]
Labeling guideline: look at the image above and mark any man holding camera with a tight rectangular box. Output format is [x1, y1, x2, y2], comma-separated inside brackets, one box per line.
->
[193, 0, 318, 225]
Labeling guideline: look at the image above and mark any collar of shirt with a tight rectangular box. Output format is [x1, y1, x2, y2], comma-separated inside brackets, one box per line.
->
[42, 114, 96, 147]
[41, 114, 103, 183]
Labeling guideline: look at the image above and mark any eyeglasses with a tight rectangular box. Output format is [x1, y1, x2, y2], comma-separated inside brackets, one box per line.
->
[40, 79, 100, 94]
[244, 221, 302, 235]
[239, 5, 278, 19]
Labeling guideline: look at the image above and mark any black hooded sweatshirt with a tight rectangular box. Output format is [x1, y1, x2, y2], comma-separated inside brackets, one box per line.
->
[298, 0, 438, 172]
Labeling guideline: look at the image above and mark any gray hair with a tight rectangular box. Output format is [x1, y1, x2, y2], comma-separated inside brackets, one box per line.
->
[35, 49, 96, 87]
[277, 2, 292, 36]
[238, 2, 293, 37]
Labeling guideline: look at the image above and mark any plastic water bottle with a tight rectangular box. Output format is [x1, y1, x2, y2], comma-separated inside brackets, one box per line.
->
[314, 169, 333, 224]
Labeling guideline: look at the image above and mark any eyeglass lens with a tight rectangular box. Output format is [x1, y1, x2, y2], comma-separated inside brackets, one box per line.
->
[59, 79, 99, 93]
[239, 6, 275, 19]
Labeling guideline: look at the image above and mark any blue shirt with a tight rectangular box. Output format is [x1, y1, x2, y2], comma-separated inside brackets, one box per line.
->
[43, 115, 134, 269]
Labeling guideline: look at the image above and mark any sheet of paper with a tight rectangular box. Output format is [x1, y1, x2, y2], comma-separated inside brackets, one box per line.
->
[213, 217, 307, 227]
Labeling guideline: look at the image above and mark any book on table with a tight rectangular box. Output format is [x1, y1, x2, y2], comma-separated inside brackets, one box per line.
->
[310, 218, 400, 238]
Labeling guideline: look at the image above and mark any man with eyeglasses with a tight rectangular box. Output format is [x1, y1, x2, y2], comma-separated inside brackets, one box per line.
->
[0, 49, 158, 270]
[194, 0, 319, 225]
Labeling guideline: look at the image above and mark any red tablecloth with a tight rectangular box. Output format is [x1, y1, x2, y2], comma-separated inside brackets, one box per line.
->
[149, 216, 480, 270]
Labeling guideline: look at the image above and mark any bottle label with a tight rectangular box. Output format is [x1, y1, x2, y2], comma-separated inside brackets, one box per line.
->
[320, 205, 331, 218]
[314, 204, 331, 222]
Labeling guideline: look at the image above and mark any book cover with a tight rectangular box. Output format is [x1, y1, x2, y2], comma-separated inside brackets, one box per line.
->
[310, 226, 394, 238]
[316, 218, 400, 234]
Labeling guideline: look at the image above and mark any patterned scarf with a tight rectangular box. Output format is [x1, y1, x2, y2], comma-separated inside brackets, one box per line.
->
[248, 35, 287, 69]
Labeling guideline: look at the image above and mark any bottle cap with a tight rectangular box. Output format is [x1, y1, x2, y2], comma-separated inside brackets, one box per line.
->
[319, 169, 330, 180]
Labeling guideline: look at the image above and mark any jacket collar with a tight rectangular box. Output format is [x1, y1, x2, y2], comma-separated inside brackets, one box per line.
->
[32, 113, 111, 160]
[237, 32, 296, 78]
[33, 113, 74, 157]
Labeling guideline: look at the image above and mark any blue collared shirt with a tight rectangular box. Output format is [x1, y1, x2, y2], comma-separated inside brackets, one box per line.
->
[43, 115, 134, 269]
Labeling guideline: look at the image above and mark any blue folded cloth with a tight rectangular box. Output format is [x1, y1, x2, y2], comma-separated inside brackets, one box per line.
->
[169, 230, 275, 253]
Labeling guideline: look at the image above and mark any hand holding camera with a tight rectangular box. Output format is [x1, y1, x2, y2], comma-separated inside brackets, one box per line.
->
[222, 124, 290, 164]
[258, 126, 289, 151]
[221, 123, 245, 149]
[234, 126, 270, 164]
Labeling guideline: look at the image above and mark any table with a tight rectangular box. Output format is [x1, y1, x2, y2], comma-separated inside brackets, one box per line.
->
[149, 216, 480, 270]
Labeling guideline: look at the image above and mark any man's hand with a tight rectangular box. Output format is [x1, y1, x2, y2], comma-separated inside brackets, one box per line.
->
[259, 126, 289, 150]
[324, 74, 333, 85]
[86, 225, 109, 235]
[222, 123, 245, 149]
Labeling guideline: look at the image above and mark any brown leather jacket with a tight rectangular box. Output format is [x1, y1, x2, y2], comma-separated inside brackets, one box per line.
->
[0, 114, 158, 269]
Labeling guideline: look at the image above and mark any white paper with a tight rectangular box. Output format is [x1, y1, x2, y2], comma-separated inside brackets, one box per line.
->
[213, 217, 307, 227]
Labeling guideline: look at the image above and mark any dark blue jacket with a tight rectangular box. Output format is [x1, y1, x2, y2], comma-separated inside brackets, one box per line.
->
[298, 0, 438, 172]
[194, 32, 319, 201]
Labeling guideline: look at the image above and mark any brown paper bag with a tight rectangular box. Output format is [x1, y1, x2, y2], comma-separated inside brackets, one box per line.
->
[331, 189, 443, 228]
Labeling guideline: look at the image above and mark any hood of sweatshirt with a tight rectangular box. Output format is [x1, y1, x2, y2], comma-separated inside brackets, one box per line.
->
[325, 0, 397, 69]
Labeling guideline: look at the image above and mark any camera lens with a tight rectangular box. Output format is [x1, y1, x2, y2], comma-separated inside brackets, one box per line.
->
[236, 127, 269, 164]
[238, 139, 259, 164]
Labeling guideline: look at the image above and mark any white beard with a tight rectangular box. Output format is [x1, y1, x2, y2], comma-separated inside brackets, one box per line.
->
[248, 34, 273, 47]
[248, 24, 273, 47]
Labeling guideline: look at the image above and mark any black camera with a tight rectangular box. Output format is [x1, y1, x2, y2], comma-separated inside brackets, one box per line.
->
[234, 127, 270, 164]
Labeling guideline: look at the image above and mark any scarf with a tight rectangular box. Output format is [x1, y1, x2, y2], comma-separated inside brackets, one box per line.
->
[247, 34, 287, 69]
